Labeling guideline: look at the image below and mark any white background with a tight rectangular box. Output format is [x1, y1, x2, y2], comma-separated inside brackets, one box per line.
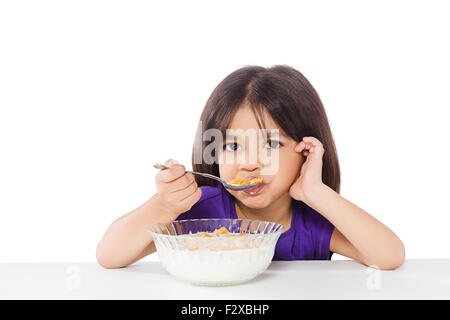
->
[0, 1, 449, 263]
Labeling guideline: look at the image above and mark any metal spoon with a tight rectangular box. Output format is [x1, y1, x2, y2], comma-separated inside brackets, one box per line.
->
[153, 163, 263, 191]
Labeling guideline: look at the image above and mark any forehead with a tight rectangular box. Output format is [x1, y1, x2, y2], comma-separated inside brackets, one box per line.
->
[228, 103, 282, 133]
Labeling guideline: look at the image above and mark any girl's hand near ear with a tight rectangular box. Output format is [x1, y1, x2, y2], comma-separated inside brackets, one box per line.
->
[288, 137, 405, 270]
[289, 136, 326, 203]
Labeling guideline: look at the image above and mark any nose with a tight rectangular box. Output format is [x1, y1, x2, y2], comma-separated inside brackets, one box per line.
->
[238, 156, 261, 172]
[235, 137, 264, 171]
[239, 162, 260, 171]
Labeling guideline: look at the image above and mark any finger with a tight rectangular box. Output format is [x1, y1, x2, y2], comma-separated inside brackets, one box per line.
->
[303, 137, 324, 154]
[157, 163, 186, 183]
[295, 141, 305, 152]
[165, 172, 196, 193]
[305, 145, 319, 155]
[302, 142, 314, 154]
[179, 187, 202, 211]
[165, 158, 179, 166]
[302, 136, 323, 147]
[301, 139, 313, 149]
[295, 141, 309, 157]
[169, 179, 198, 202]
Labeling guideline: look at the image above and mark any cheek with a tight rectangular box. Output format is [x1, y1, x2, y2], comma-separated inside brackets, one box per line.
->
[218, 150, 241, 180]
[219, 163, 237, 181]
[273, 150, 303, 182]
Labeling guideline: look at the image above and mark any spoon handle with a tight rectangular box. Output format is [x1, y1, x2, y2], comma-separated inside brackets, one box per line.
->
[153, 163, 225, 184]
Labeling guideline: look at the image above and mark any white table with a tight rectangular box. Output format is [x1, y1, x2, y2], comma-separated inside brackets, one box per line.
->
[1, 259, 449, 299]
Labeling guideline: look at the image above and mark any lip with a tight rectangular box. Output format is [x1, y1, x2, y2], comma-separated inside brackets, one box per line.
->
[245, 175, 262, 181]
[243, 183, 265, 195]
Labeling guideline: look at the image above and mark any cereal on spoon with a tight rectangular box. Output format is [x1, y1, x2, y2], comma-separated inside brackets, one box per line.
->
[230, 178, 264, 185]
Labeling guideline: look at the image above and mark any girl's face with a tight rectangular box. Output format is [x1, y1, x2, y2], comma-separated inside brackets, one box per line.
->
[218, 103, 303, 209]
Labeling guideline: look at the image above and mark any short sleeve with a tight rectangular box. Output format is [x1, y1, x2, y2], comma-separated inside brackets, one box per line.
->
[304, 204, 335, 260]
[176, 185, 229, 221]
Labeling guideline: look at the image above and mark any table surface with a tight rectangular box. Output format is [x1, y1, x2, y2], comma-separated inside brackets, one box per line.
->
[1, 259, 449, 299]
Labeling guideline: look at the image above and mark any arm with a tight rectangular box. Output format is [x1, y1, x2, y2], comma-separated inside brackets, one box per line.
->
[96, 159, 202, 269]
[305, 184, 405, 270]
[96, 193, 172, 269]
[290, 136, 405, 270]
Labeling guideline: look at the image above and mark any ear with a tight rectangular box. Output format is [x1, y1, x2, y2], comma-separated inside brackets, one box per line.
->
[295, 158, 303, 179]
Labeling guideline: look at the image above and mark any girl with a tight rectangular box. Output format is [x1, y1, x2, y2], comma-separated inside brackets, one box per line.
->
[96, 65, 405, 270]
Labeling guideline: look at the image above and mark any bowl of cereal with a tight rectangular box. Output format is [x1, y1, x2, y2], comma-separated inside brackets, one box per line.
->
[148, 218, 284, 286]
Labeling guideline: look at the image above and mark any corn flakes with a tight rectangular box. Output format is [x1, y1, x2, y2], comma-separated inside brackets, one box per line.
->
[230, 177, 264, 185]
[195, 226, 248, 237]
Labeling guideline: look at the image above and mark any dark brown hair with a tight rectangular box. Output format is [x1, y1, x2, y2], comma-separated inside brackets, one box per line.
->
[191, 65, 341, 194]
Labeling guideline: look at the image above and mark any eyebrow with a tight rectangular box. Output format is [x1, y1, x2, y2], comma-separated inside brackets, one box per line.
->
[225, 130, 288, 139]
[266, 131, 287, 139]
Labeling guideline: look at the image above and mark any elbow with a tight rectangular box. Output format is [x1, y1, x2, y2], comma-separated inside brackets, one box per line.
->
[379, 241, 406, 271]
[363, 240, 405, 271]
[96, 257, 117, 270]
[96, 243, 124, 269]
[96, 247, 114, 269]
[389, 239, 406, 270]
[379, 258, 404, 271]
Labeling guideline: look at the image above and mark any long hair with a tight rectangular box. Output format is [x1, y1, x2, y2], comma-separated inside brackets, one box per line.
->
[191, 65, 341, 194]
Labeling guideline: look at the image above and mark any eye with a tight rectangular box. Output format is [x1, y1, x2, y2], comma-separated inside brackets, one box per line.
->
[264, 139, 282, 149]
[224, 142, 241, 152]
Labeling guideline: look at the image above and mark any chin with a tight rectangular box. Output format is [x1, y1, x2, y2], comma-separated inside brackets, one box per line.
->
[239, 196, 272, 209]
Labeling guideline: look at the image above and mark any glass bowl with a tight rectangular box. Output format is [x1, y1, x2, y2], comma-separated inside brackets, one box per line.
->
[148, 218, 284, 286]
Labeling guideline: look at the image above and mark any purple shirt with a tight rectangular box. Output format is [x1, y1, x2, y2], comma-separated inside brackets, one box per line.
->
[176, 182, 335, 260]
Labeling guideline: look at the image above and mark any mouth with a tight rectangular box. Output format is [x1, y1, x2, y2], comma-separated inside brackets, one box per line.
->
[242, 183, 265, 196]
